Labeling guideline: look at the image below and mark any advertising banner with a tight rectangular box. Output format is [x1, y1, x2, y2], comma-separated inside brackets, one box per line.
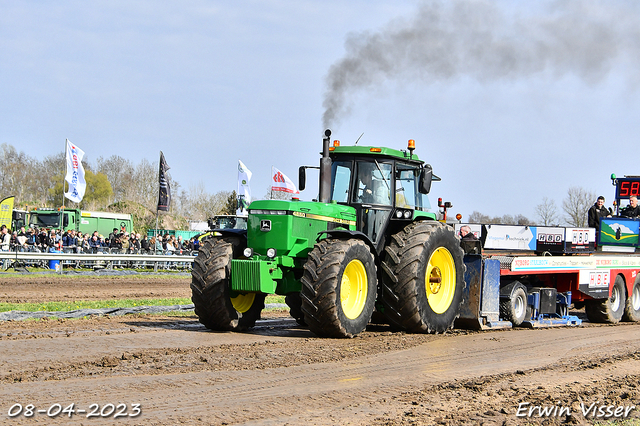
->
[535, 226, 565, 253]
[483, 224, 536, 250]
[599, 217, 639, 247]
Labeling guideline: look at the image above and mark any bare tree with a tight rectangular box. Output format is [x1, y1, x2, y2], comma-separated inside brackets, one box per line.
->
[467, 211, 531, 225]
[468, 211, 491, 223]
[42, 152, 66, 206]
[513, 214, 531, 226]
[562, 187, 595, 227]
[95, 155, 134, 204]
[0, 144, 34, 203]
[535, 197, 559, 226]
[130, 158, 158, 209]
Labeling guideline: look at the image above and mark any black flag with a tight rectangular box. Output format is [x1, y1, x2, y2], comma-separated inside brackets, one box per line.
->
[157, 151, 171, 211]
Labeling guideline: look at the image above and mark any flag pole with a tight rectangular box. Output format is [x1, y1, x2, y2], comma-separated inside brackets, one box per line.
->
[60, 139, 66, 244]
[155, 150, 159, 241]
[155, 150, 159, 239]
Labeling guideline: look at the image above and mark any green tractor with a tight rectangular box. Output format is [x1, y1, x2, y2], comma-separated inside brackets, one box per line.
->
[191, 130, 465, 337]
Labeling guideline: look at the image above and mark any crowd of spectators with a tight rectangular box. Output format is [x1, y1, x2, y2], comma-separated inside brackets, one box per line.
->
[2, 225, 201, 256]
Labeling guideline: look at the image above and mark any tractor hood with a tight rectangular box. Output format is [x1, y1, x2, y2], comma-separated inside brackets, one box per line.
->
[247, 199, 357, 258]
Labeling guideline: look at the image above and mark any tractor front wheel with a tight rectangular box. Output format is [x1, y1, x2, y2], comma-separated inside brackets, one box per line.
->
[191, 236, 265, 331]
[300, 238, 377, 338]
[381, 221, 465, 333]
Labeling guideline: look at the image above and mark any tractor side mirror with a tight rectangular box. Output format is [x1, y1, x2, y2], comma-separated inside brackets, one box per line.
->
[419, 165, 433, 194]
[298, 166, 306, 191]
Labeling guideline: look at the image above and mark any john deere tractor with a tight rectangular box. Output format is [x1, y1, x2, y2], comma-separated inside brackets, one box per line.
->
[191, 130, 465, 337]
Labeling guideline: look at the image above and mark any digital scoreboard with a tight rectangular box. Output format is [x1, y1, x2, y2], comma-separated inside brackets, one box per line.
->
[615, 177, 640, 199]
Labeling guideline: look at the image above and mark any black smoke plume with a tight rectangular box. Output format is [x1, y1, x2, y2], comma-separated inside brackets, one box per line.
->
[323, 0, 640, 128]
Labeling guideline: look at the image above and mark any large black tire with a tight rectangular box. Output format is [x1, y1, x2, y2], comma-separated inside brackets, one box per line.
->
[285, 292, 306, 325]
[500, 283, 528, 326]
[623, 277, 640, 322]
[585, 274, 626, 324]
[300, 238, 377, 338]
[380, 221, 465, 333]
[190, 236, 266, 331]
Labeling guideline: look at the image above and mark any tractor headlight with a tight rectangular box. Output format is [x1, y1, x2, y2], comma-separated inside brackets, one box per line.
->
[403, 210, 412, 219]
[243, 247, 254, 258]
[266, 248, 277, 259]
[395, 210, 403, 218]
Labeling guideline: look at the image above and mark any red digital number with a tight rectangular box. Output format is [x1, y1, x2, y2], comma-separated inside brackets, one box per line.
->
[620, 181, 630, 197]
[618, 180, 640, 198]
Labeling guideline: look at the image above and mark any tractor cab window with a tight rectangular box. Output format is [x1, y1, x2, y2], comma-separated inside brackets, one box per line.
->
[396, 165, 431, 211]
[330, 160, 352, 203]
[353, 161, 392, 206]
[395, 166, 419, 208]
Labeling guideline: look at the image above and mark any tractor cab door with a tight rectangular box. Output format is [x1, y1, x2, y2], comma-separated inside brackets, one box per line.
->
[352, 161, 393, 249]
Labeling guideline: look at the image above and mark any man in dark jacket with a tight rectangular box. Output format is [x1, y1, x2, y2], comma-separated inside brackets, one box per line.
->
[459, 225, 478, 241]
[621, 196, 640, 219]
[588, 196, 611, 232]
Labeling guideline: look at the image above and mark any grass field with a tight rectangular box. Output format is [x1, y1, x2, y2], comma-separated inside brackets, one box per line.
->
[0, 295, 287, 313]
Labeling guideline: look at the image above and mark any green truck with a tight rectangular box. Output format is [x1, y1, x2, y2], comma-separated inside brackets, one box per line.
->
[191, 130, 464, 338]
[29, 208, 133, 236]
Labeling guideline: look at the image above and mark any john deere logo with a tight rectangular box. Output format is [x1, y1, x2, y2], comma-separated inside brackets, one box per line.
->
[260, 220, 271, 232]
[242, 179, 247, 185]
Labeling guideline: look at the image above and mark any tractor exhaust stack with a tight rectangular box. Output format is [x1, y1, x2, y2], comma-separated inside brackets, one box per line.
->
[319, 129, 332, 203]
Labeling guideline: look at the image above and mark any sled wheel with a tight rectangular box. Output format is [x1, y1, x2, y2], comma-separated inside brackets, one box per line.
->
[623, 277, 640, 322]
[500, 283, 528, 326]
[285, 292, 306, 325]
[585, 274, 626, 324]
[381, 221, 465, 333]
[300, 238, 377, 338]
[190, 236, 265, 331]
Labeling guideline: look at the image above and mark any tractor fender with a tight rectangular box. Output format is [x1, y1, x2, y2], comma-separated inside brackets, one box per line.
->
[317, 230, 379, 263]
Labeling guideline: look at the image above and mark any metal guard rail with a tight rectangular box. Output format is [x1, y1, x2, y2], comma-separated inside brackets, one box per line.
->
[0, 251, 195, 272]
[0, 252, 195, 263]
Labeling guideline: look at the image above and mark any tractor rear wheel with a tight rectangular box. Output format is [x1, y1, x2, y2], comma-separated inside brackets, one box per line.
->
[585, 275, 626, 324]
[381, 221, 465, 333]
[191, 236, 266, 331]
[623, 278, 640, 322]
[300, 238, 377, 338]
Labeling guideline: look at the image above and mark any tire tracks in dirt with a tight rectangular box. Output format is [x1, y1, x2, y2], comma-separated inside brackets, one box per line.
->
[2, 323, 639, 425]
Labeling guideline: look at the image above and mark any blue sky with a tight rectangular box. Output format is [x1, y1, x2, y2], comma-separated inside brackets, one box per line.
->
[2, 0, 639, 221]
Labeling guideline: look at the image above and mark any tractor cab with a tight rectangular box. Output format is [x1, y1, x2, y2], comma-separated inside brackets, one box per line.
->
[324, 139, 438, 252]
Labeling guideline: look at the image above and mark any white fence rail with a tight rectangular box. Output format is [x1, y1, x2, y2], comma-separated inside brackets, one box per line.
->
[0, 251, 196, 272]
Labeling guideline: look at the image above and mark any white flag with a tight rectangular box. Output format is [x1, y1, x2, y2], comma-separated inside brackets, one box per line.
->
[271, 166, 299, 194]
[237, 160, 252, 216]
[64, 139, 86, 203]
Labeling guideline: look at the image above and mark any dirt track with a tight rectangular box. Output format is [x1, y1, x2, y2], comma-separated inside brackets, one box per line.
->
[1, 274, 639, 425]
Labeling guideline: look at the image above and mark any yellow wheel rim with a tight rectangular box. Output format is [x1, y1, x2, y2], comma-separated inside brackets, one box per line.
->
[231, 293, 256, 314]
[425, 247, 456, 314]
[341, 259, 368, 320]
